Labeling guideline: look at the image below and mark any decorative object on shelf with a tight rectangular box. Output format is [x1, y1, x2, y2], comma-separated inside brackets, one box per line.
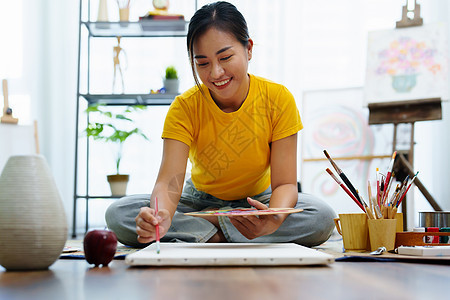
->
[153, 0, 169, 12]
[85, 104, 149, 196]
[150, 87, 166, 94]
[113, 36, 128, 94]
[96, 0, 110, 29]
[116, 0, 132, 26]
[163, 65, 179, 93]
[98, 0, 109, 21]
[1, 79, 18, 124]
[0, 155, 68, 270]
[139, 0, 184, 31]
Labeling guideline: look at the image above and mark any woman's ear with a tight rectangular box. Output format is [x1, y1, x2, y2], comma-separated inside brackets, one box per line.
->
[247, 38, 254, 61]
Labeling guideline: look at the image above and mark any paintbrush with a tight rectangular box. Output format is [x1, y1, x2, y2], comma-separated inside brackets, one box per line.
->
[323, 150, 362, 205]
[396, 172, 419, 208]
[326, 168, 365, 212]
[382, 172, 395, 205]
[383, 151, 397, 194]
[368, 181, 374, 218]
[357, 190, 374, 219]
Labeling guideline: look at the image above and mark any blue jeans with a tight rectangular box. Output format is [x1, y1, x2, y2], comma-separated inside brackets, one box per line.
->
[105, 179, 336, 248]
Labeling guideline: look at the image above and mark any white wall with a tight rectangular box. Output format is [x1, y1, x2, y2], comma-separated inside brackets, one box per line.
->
[414, 0, 450, 217]
[26, 0, 79, 228]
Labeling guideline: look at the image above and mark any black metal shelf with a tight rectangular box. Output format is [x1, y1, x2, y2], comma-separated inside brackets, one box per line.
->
[82, 21, 188, 37]
[80, 93, 177, 106]
[73, 0, 197, 238]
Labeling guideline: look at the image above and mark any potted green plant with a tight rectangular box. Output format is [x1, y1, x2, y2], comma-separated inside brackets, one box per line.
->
[163, 65, 179, 93]
[85, 103, 149, 196]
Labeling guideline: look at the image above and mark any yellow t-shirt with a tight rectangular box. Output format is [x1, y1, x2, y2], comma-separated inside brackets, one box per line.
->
[162, 74, 303, 200]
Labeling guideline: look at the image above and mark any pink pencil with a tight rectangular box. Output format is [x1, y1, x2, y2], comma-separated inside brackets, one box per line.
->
[155, 197, 160, 254]
[376, 168, 380, 207]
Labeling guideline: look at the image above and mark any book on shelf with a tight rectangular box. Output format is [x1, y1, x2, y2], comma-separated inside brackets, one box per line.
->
[139, 13, 185, 31]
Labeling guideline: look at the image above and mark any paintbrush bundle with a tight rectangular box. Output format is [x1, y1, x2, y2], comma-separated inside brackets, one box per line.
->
[324, 150, 418, 220]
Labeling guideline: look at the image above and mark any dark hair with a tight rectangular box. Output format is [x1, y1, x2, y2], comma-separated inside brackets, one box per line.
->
[187, 1, 250, 92]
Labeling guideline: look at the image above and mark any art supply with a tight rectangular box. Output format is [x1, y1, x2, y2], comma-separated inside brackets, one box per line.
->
[1, 79, 19, 124]
[439, 227, 450, 244]
[125, 243, 334, 266]
[426, 227, 440, 244]
[334, 213, 370, 252]
[323, 150, 427, 252]
[357, 190, 374, 219]
[154, 197, 160, 254]
[382, 151, 397, 199]
[419, 211, 450, 228]
[368, 181, 374, 215]
[184, 207, 303, 217]
[323, 150, 415, 221]
[323, 150, 362, 206]
[368, 219, 397, 251]
[398, 246, 450, 257]
[325, 168, 365, 212]
[370, 246, 386, 255]
[412, 227, 426, 243]
[395, 231, 450, 247]
[395, 172, 418, 208]
[324, 150, 418, 222]
[372, 198, 383, 219]
[376, 168, 380, 207]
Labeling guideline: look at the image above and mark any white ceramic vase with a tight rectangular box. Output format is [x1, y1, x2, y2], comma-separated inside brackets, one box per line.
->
[0, 155, 68, 270]
[97, 0, 109, 21]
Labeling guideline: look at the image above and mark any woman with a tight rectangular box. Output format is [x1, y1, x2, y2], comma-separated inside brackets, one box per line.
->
[106, 1, 335, 248]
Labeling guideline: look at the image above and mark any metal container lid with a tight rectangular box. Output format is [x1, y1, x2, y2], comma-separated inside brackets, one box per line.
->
[419, 211, 450, 228]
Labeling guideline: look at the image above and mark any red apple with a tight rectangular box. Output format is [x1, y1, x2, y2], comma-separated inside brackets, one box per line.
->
[83, 229, 118, 267]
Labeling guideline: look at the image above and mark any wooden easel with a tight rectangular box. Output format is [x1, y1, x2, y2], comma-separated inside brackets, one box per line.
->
[368, 0, 444, 230]
[368, 99, 443, 214]
[1, 79, 19, 124]
[396, 0, 423, 28]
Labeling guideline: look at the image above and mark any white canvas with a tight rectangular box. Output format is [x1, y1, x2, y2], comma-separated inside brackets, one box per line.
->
[365, 23, 449, 104]
[125, 243, 334, 266]
[0, 124, 37, 172]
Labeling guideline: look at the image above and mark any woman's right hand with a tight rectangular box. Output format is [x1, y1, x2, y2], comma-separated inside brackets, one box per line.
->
[135, 206, 171, 244]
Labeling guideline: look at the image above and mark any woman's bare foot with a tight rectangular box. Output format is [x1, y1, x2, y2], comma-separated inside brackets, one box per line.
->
[208, 230, 226, 242]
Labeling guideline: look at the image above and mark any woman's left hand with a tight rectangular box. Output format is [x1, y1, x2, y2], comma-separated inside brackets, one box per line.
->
[228, 197, 284, 240]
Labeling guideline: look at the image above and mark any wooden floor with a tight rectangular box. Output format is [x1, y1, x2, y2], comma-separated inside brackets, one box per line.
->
[1, 259, 449, 300]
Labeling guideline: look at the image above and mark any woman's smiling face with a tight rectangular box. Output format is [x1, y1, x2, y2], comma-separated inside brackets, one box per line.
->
[193, 27, 253, 111]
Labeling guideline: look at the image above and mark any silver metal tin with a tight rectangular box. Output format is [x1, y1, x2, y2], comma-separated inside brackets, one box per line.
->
[419, 211, 450, 228]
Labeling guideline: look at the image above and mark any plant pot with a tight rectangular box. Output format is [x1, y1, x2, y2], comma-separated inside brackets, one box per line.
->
[107, 174, 129, 196]
[0, 155, 68, 270]
[163, 79, 179, 94]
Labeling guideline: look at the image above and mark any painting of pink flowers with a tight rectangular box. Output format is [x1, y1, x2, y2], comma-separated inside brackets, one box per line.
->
[365, 23, 449, 103]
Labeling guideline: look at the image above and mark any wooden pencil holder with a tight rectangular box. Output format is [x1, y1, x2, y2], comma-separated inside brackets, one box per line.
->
[334, 213, 370, 252]
[368, 219, 397, 251]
